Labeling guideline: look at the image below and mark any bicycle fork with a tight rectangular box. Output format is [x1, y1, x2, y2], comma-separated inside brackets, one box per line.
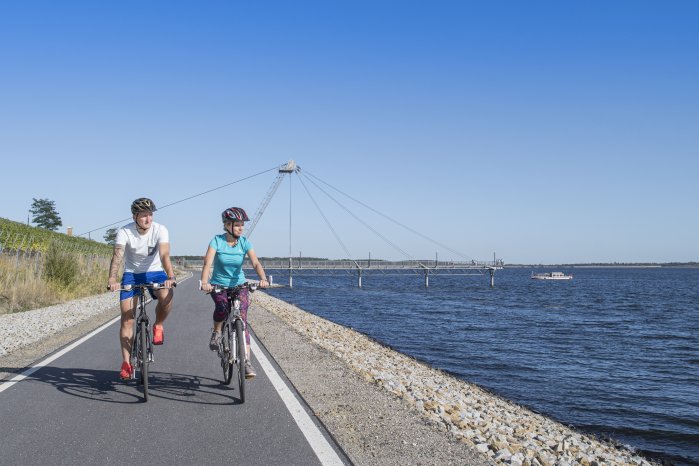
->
[131, 318, 153, 380]
[230, 329, 238, 365]
[232, 298, 247, 363]
[145, 327, 154, 363]
[227, 320, 244, 362]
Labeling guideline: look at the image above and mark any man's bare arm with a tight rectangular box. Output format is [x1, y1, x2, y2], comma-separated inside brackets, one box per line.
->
[159, 243, 177, 287]
[108, 246, 124, 290]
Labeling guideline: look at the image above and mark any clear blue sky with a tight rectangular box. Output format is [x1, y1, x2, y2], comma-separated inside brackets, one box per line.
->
[1, 1, 697, 264]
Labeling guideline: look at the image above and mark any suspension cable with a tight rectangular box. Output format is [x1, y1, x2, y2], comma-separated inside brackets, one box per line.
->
[303, 170, 474, 262]
[289, 173, 292, 259]
[78, 165, 279, 237]
[296, 172, 358, 266]
[299, 171, 414, 261]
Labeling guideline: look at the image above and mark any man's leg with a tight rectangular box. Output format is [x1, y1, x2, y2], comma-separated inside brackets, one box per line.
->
[120, 298, 136, 361]
[119, 297, 136, 378]
[152, 287, 173, 345]
[154, 287, 173, 326]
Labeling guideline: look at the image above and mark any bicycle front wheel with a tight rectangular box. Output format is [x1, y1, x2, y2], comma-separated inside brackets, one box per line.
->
[221, 323, 233, 385]
[140, 323, 149, 402]
[235, 319, 246, 403]
[130, 325, 139, 382]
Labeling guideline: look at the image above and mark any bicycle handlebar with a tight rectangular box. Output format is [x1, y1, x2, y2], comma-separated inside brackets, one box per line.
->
[200, 281, 258, 294]
[107, 282, 177, 292]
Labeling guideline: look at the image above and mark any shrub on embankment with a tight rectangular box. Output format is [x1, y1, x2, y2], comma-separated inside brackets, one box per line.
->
[0, 218, 112, 314]
[0, 217, 111, 255]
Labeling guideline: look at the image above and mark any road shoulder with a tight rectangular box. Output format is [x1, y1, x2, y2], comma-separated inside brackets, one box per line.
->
[0, 304, 120, 381]
[249, 293, 492, 466]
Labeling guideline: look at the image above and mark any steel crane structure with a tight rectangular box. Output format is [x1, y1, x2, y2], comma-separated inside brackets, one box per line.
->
[246, 160, 299, 238]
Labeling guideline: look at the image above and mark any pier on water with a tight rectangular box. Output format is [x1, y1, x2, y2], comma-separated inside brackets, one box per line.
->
[182, 257, 504, 288]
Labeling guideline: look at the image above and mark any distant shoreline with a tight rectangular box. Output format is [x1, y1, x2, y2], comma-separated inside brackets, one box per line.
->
[170, 255, 699, 269]
[172, 255, 699, 269]
[507, 264, 698, 268]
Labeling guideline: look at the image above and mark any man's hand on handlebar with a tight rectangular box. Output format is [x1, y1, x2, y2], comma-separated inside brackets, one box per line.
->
[108, 278, 120, 292]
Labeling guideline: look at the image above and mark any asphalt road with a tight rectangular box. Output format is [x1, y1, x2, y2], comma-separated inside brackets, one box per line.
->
[0, 277, 349, 466]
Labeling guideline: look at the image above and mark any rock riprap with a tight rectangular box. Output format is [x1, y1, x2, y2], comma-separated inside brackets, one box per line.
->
[252, 292, 652, 466]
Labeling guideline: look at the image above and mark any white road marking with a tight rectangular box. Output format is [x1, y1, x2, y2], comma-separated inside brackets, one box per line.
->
[0, 315, 120, 393]
[1, 274, 193, 394]
[250, 337, 345, 466]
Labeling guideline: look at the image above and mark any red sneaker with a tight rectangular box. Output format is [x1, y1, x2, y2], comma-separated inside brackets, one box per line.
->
[153, 324, 164, 345]
[119, 361, 133, 379]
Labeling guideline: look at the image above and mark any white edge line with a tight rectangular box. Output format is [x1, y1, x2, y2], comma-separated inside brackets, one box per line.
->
[250, 337, 345, 466]
[0, 315, 120, 394]
[0, 273, 194, 394]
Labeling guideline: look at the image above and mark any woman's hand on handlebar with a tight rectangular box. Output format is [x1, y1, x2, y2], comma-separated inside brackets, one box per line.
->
[258, 278, 269, 289]
[200, 281, 213, 293]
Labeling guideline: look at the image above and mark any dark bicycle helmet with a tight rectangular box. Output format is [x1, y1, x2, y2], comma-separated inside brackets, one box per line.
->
[131, 197, 157, 214]
[221, 207, 249, 222]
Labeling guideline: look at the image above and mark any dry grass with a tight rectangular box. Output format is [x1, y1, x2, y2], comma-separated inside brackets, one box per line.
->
[0, 253, 109, 314]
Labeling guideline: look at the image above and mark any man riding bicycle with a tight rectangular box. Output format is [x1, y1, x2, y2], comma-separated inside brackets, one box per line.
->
[108, 198, 176, 379]
[200, 207, 269, 378]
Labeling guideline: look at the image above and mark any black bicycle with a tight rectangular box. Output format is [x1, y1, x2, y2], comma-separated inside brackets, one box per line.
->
[112, 282, 174, 402]
[210, 282, 257, 403]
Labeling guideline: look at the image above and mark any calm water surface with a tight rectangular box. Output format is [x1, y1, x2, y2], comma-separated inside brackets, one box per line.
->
[265, 267, 699, 465]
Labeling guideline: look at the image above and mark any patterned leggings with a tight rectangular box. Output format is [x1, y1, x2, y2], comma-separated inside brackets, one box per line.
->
[211, 287, 250, 345]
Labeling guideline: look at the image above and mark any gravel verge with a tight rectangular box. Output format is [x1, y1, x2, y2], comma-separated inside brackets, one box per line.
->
[0, 293, 119, 381]
[250, 292, 492, 466]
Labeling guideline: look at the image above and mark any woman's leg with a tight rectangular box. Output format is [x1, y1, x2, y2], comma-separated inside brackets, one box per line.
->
[211, 291, 229, 331]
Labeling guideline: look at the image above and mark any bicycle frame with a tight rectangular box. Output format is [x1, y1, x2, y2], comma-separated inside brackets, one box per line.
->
[211, 282, 257, 402]
[227, 290, 245, 359]
[112, 282, 170, 402]
[131, 290, 153, 374]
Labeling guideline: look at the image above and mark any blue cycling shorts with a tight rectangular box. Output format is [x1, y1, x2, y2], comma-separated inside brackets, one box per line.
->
[120, 271, 168, 301]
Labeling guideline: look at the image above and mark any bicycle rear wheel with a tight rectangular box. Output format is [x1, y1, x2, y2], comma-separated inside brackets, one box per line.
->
[140, 323, 149, 401]
[235, 319, 246, 403]
[221, 323, 233, 385]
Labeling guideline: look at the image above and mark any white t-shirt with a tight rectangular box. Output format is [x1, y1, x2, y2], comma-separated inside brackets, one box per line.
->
[115, 221, 169, 273]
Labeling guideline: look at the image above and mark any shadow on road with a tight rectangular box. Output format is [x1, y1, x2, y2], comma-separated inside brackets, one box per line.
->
[2, 366, 243, 405]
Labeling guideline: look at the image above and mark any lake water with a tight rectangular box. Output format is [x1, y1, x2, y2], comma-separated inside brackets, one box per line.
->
[264, 267, 699, 465]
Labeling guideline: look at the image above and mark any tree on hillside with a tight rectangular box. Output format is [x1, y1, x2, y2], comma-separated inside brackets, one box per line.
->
[30, 198, 62, 231]
[104, 227, 118, 245]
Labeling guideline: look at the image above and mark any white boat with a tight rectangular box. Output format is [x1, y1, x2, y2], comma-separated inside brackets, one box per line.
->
[531, 271, 573, 280]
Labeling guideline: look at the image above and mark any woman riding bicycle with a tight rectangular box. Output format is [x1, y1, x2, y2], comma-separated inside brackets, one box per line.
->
[200, 207, 269, 378]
